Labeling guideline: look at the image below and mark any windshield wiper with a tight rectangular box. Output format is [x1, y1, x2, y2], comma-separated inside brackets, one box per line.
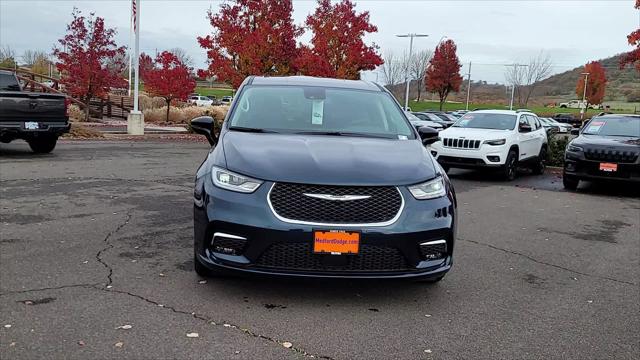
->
[295, 131, 396, 139]
[228, 126, 278, 133]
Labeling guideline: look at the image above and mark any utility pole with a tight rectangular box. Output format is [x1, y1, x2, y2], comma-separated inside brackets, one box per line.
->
[505, 63, 528, 110]
[580, 72, 590, 121]
[396, 33, 429, 110]
[465, 61, 472, 111]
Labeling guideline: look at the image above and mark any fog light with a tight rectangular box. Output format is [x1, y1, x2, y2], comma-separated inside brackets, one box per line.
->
[431, 150, 437, 156]
[211, 232, 247, 255]
[487, 156, 500, 163]
[419, 240, 447, 260]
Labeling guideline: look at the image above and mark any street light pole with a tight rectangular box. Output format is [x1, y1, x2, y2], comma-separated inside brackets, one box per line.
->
[580, 72, 590, 121]
[465, 61, 472, 111]
[396, 33, 429, 110]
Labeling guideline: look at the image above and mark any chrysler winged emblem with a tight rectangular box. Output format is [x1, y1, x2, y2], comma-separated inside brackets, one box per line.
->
[303, 193, 371, 201]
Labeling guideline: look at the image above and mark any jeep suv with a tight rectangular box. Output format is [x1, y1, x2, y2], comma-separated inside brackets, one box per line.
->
[563, 114, 639, 189]
[430, 110, 548, 180]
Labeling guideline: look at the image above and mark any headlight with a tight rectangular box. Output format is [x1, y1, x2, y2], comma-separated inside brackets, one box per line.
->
[408, 176, 446, 200]
[567, 144, 583, 152]
[211, 166, 263, 193]
[483, 139, 506, 146]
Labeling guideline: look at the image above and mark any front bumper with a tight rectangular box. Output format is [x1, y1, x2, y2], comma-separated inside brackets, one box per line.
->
[430, 144, 506, 169]
[194, 180, 456, 279]
[564, 153, 640, 183]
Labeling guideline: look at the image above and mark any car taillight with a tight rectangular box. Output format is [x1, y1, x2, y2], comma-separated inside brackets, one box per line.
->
[64, 97, 71, 117]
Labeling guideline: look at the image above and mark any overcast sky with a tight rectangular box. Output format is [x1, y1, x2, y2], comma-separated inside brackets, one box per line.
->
[1, 0, 638, 84]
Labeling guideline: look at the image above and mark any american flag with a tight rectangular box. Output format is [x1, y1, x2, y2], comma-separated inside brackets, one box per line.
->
[132, 0, 137, 32]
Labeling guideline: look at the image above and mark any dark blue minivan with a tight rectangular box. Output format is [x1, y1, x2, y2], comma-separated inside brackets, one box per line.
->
[191, 76, 457, 282]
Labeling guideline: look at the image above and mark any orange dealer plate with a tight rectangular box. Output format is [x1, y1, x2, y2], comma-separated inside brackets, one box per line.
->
[313, 231, 360, 255]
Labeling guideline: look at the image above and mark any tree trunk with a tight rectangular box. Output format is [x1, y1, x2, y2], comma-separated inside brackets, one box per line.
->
[416, 80, 422, 102]
[166, 98, 171, 122]
[84, 97, 90, 122]
[439, 95, 445, 111]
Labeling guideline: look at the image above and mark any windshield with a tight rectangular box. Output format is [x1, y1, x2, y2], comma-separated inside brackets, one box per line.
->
[0, 73, 20, 91]
[583, 117, 640, 137]
[453, 113, 517, 130]
[229, 86, 414, 138]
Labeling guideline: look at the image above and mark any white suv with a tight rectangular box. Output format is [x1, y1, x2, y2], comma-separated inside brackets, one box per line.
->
[430, 110, 548, 180]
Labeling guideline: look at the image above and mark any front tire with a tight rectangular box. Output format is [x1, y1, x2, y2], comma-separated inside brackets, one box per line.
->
[532, 147, 546, 175]
[28, 136, 58, 154]
[502, 150, 518, 181]
[563, 174, 579, 191]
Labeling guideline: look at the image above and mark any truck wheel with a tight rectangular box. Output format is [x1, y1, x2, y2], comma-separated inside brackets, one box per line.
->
[563, 174, 579, 191]
[532, 148, 546, 175]
[28, 136, 58, 154]
[502, 150, 518, 181]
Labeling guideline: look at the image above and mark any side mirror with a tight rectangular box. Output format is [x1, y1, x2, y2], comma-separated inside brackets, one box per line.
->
[519, 123, 532, 133]
[418, 126, 440, 145]
[191, 116, 218, 146]
[570, 128, 580, 136]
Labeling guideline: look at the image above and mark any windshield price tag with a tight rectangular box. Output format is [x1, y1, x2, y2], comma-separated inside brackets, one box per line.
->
[586, 121, 604, 133]
[311, 100, 324, 125]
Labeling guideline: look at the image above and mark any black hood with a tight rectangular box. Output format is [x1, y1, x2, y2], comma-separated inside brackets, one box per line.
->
[221, 132, 436, 186]
[573, 134, 640, 149]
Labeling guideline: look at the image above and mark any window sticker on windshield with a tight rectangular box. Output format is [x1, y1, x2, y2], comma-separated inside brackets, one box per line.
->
[586, 121, 604, 133]
[462, 114, 474, 120]
[398, 135, 408, 140]
[312, 100, 324, 125]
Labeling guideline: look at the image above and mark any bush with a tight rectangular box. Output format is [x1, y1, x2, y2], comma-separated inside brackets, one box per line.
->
[143, 105, 227, 128]
[62, 123, 104, 139]
[547, 134, 569, 167]
[68, 104, 84, 122]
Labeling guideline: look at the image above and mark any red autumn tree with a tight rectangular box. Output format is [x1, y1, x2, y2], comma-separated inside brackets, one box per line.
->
[425, 39, 463, 111]
[139, 52, 154, 79]
[620, 0, 640, 72]
[53, 9, 126, 121]
[295, 0, 383, 79]
[197, 0, 301, 88]
[575, 61, 607, 108]
[142, 51, 196, 122]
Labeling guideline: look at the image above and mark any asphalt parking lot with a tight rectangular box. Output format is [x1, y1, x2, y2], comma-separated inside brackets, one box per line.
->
[1, 140, 638, 360]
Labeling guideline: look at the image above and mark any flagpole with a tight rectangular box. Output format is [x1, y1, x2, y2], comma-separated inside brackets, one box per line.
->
[127, 0, 144, 135]
[133, 0, 140, 113]
[128, 0, 133, 97]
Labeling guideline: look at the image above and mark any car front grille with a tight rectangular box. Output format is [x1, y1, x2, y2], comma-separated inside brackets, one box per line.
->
[443, 138, 481, 149]
[254, 242, 412, 272]
[584, 148, 639, 163]
[269, 183, 402, 225]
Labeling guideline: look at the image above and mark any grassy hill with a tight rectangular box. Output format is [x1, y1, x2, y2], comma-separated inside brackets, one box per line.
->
[535, 54, 640, 102]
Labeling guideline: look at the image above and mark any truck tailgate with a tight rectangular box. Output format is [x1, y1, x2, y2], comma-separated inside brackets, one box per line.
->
[0, 92, 67, 122]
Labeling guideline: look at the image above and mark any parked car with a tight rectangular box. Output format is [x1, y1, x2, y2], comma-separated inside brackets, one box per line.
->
[0, 70, 69, 153]
[190, 75, 456, 282]
[538, 117, 560, 135]
[220, 96, 233, 105]
[563, 114, 639, 190]
[408, 112, 444, 130]
[553, 113, 581, 126]
[542, 117, 572, 133]
[559, 100, 602, 110]
[430, 110, 548, 180]
[188, 95, 215, 107]
[414, 111, 456, 128]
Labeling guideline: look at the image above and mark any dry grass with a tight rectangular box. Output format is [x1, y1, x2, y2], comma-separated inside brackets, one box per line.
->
[68, 104, 84, 122]
[62, 123, 104, 139]
[143, 105, 228, 127]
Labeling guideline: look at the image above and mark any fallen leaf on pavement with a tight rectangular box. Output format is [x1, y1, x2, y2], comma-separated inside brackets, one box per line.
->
[4, 324, 11, 328]
[198, 280, 207, 284]
[424, 349, 432, 353]
[282, 342, 293, 348]
[115, 342, 124, 348]
[116, 325, 132, 330]
[186, 332, 199, 338]
[77, 340, 85, 346]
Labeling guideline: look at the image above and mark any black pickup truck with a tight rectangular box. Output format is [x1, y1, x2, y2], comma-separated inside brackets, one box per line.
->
[0, 70, 70, 153]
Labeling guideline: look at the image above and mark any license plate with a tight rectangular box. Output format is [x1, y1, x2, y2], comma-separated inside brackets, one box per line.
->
[599, 163, 618, 172]
[313, 230, 360, 255]
[24, 122, 39, 130]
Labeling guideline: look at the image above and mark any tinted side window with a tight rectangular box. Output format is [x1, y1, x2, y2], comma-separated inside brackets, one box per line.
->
[518, 115, 528, 131]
